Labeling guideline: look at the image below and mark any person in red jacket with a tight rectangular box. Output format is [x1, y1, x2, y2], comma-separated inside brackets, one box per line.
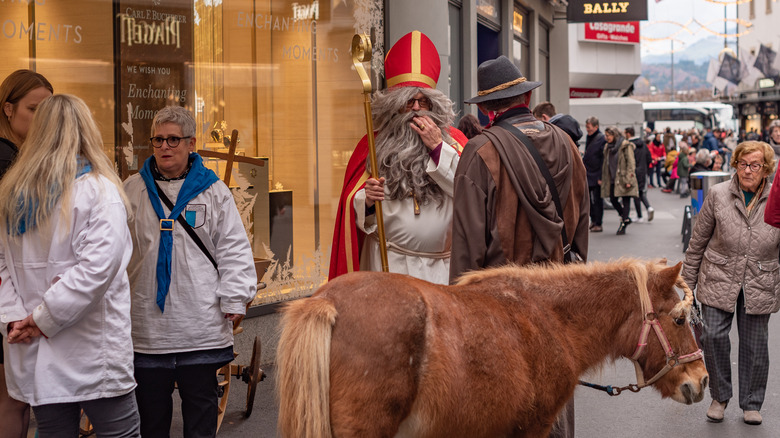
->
[329, 31, 467, 284]
[648, 136, 667, 188]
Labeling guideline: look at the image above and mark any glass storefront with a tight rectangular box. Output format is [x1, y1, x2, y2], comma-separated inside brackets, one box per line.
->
[3, 0, 561, 307]
[2, 0, 384, 306]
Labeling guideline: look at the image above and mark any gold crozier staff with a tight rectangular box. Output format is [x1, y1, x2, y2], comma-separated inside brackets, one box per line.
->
[351, 34, 389, 272]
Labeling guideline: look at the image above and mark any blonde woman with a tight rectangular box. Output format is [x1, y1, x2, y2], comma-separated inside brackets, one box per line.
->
[0, 69, 52, 438]
[0, 94, 140, 436]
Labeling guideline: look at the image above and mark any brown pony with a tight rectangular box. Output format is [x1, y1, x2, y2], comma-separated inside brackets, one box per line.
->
[277, 259, 708, 437]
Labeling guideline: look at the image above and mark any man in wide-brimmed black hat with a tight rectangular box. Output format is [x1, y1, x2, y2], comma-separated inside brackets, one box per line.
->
[449, 55, 589, 277]
[448, 57, 590, 436]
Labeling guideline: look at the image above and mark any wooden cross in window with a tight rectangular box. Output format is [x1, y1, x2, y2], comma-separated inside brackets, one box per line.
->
[198, 129, 266, 185]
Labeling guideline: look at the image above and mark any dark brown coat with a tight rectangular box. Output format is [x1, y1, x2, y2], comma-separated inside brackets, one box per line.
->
[449, 115, 589, 283]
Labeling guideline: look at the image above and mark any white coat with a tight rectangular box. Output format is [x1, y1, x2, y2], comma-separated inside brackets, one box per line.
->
[123, 174, 257, 354]
[0, 175, 136, 406]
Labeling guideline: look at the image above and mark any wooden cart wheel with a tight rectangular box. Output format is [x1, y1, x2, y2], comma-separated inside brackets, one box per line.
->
[216, 363, 232, 432]
[79, 409, 94, 436]
[245, 336, 263, 418]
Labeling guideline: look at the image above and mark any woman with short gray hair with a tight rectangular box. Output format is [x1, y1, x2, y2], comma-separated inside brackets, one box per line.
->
[683, 141, 780, 426]
[123, 106, 257, 436]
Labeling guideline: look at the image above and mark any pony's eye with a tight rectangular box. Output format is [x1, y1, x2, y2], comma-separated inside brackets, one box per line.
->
[674, 317, 686, 326]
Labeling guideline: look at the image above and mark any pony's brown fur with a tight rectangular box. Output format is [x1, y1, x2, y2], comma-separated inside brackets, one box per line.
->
[277, 259, 708, 438]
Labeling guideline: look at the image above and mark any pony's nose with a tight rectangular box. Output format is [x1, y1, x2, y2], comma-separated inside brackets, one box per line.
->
[680, 383, 695, 405]
[701, 375, 709, 391]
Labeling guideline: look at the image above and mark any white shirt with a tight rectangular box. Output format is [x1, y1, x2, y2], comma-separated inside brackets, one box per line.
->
[0, 175, 136, 406]
[123, 174, 257, 354]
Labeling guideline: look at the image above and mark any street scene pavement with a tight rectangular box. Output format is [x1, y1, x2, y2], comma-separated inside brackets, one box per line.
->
[171, 183, 780, 437]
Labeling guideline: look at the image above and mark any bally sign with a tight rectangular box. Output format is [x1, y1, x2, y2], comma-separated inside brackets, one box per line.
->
[582, 21, 640, 45]
[567, 0, 647, 23]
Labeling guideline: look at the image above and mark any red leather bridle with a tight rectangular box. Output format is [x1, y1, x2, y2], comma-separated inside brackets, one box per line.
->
[628, 303, 703, 389]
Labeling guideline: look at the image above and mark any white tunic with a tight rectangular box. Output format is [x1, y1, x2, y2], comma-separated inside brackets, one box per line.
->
[0, 175, 136, 406]
[123, 174, 257, 354]
[354, 144, 459, 285]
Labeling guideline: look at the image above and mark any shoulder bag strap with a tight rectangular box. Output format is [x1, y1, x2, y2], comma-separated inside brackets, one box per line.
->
[495, 120, 575, 255]
[154, 181, 219, 271]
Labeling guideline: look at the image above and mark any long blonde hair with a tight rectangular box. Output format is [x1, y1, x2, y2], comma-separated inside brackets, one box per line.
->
[0, 94, 128, 236]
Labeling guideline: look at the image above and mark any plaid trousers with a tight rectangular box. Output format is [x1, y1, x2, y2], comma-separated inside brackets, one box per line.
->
[700, 291, 771, 411]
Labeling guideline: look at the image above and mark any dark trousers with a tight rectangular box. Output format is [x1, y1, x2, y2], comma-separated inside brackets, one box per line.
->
[609, 184, 631, 222]
[135, 364, 221, 438]
[588, 185, 603, 226]
[34, 392, 140, 438]
[633, 189, 651, 217]
[650, 164, 663, 187]
[701, 292, 770, 411]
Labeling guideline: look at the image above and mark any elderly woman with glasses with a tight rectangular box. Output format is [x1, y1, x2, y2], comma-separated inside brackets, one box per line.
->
[122, 106, 257, 437]
[682, 141, 780, 426]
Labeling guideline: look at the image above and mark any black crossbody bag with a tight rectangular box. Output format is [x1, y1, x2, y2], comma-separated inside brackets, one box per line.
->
[154, 181, 219, 271]
[495, 120, 582, 264]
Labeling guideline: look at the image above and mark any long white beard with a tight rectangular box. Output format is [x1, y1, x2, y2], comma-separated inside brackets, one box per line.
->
[372, 110, 452, 205]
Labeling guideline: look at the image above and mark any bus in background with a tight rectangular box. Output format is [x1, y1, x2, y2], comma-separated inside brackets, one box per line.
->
[643, 101, 737, 133]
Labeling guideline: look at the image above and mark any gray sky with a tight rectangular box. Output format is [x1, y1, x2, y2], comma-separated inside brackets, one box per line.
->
[641, 0, 737, 56]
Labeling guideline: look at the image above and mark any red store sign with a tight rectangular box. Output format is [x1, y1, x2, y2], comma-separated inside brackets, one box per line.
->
[582, 21, 639, 45]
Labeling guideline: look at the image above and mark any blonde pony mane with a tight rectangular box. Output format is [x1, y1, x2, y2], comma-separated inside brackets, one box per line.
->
[456, 259, 693, 318]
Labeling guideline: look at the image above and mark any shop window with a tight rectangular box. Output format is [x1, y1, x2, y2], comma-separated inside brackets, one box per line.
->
[3, 0, 385, 306]
[512, 5, 530, 80]
[477, 0, 500, 27]
[0, 1, 115, 160]
[187, 0, 385, 305]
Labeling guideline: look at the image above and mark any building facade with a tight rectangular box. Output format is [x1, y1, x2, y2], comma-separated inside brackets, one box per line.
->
[567, 20, 641, 98]
[2, 0, 569, 306]
[725, 0, 780, 135]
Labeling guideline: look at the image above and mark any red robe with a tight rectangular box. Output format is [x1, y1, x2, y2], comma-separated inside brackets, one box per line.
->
[328, 127, 468, 280]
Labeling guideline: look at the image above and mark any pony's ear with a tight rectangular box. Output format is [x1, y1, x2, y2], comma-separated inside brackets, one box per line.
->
[657, 262, 683, 292]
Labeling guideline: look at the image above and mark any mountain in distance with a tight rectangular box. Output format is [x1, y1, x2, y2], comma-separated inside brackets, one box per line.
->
[635, 36, 737, 96]
[642, 35, 731, 65]
[635, 60, 709, 95]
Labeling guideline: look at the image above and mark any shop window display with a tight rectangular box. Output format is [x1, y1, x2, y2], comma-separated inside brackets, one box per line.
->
[1, 0, 385, 306]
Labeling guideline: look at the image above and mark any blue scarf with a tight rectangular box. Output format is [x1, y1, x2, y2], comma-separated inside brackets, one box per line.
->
[16, 157, 92, 235]
[139, 153, 219, 312]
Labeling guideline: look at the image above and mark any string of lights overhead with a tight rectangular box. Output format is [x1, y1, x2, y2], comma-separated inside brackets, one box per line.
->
[641, 5, 752, 55]
[701, 0, 756, 5]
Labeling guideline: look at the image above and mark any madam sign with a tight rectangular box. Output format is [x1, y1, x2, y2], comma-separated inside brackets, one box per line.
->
[567, 0, 647, 23]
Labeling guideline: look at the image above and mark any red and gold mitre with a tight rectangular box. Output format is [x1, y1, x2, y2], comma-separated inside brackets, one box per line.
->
[384, 30, 440, 89]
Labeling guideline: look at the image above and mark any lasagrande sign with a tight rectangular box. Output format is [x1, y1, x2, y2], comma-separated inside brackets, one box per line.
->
[582, 21, 639, 45]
